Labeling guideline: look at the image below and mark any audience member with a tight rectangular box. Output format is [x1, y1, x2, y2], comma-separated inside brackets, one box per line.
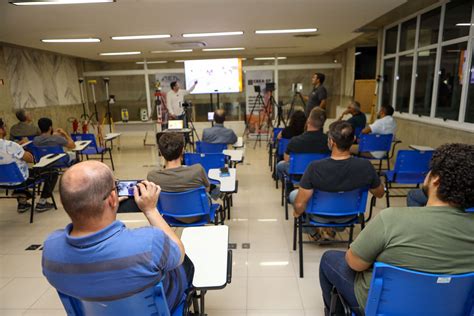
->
[42, 161, 194, 313]
[338, 101, 366, 132]
[33, 117, 75, 162]
[0, 118, 58, 212]
[277, 110, 306, 140]
[9, 109, 40, 141]
[276, 107, 331, 181]
[304, 72, 327, 115]
[290, 121, 384, 241]
[202, 109, 238, 144]
[319, 143, 474, 315]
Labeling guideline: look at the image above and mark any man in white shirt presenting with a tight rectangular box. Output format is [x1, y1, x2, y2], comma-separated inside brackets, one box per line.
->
[359, 104, 397, 158]
[166, 81, 198, 122]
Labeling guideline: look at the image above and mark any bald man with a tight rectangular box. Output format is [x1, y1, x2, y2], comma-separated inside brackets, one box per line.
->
[202, 109, 238, 144]
[42, 161, 194, 313]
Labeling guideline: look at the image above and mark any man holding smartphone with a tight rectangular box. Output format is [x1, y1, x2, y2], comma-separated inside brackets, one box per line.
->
[42, 161, 194, 314]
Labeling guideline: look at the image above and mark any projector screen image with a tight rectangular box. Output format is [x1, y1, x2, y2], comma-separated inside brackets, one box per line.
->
[185, 58, 243, 94]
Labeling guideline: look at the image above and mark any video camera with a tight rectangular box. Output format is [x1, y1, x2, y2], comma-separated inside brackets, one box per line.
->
[291, 83, 303, 93]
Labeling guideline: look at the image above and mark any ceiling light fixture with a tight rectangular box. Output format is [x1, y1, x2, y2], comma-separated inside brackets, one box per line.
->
[136, 61, 168, 64]
[99, 51, 141, 56]
[151, 49, 193, 53]
[255, 28, 318, 34]
[112, 34, 171, 40]
[174, 60, 186, 63]
[41, 38, 101, 43]
[254, 57, 287, 60]
[182, 31, 243, 38]
[202, 47, 245, 52]
[10, 0, 114, 5]
[355, 52, 362, 56]
[456, 23, 474, 26]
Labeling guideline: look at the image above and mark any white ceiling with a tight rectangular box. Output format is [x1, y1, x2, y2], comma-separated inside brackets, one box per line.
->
[0, 0, 406, 62]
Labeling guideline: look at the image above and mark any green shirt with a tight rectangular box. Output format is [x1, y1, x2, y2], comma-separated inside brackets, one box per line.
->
[351, 206, 474, 310]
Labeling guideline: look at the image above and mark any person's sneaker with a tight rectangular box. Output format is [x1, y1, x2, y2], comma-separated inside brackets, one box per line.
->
[35, 202, 54, 213]
[17, 203, 32, 213]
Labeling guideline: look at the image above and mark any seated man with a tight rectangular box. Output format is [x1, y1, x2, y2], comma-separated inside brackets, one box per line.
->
[319, 143, 474, 316]
[0, 118, 58, 212]
[337, 101, 366, 132]
[9, 109, 40, 141]
[202, 109, 238, 145]
[147, 132, 217, 223]
[42, 161, 194, 313]
[291, 121, 384, 240]
[357, 104, 396, 158]
[33, 117, 75, 163]
[276, 107, 331, 181]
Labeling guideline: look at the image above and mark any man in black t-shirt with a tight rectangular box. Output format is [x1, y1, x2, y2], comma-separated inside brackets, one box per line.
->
[276, 108, 331, 181]
[305, 73, 327, 116]
[290, 121, 385, 240]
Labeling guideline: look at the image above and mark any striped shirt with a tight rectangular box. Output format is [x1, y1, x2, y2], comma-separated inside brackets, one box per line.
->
[42, 221, 188, 312]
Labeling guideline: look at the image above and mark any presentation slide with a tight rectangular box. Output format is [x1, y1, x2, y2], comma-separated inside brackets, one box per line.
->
[185, 58, 243, 94]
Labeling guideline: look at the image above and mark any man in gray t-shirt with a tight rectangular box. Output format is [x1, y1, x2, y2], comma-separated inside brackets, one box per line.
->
[33, 118, 75, 162]
[305, 72, 327, 116]
[9, 109, 40, 140]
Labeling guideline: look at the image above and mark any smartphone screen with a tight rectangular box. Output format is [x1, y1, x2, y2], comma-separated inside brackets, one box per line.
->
[117, 180, 140, 197]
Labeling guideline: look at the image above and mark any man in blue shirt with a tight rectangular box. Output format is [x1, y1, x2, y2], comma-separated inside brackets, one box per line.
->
[42, 161, 193, 313]
[202, 109, 238, 144]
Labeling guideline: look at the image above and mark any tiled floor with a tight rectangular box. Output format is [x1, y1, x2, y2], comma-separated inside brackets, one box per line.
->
[0, 130, 405, 315]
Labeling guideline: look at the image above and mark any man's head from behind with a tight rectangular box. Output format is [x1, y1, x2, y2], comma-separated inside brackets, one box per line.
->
[214, 109, 226, 124]
[16, 109, 31, 123]
[423, 143, 474, 209]
[306, 107, 326, 131]
[328, 121, 355, 152]
[38, 117, 53, 134]
[158, 132, 184, 162]
[379, 104, 394, 118]
[60, 161, 117, 225]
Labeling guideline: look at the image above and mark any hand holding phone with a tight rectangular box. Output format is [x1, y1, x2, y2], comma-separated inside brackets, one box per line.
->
[117, 180, 141, 197]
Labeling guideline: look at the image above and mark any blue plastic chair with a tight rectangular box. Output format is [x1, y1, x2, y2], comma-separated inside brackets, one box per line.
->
[183, 153, 226, 174]
[57, 281, 186, 316]
[358, 134, 394, 172]
[273, 138, 290, 188]
[196, 141, 227, 154]
[466, 207, 474, 213]
[294, 188, 369, 278]
[269, 127, 283, 169]
[0, 162, 44, 223]
[283, 153, 330, 219]
[157, 186, 223, 226]
[333, 262, 474, 316]
[71, 133, 115, 170]
[29, 144, 71, 169]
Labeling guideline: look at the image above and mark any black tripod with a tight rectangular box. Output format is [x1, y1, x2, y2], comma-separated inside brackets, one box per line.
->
[183, 104, 199, 151]
[243, 88, 265, 137]
[286, 91, 306, 122]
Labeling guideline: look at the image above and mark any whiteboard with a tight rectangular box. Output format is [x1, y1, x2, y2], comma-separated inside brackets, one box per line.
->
[185, 58, 242, 94]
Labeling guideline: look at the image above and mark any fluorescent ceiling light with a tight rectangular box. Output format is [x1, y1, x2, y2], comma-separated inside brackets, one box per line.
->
[202, 47, 245, 52]
[151, 49, 193, 53]
[456, 23, 474, 26]
[10, 0, 114, 5]
[355, 52, 362, 56]
[255, 28, 317, 34]
[99, 51, 141, 56]
[174, 60, 186, 63]
[182, 31, 243, 38]
[41, 38, 100, 43]
[136, 61, 168, 64]
[112, 34, 171, 40]
[260, 261, 289, 266]
[254, 57, 287, 60]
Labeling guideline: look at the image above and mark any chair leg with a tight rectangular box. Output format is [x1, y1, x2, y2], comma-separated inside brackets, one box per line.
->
[386, 189, 390, 208]
[227, 195, 231, 220]
[348, 226, 354, 246]
[51, 192, 57, 210]
[230, 194, 233, 207]
[284, 183, 289, 220]
[293, 217, 297, 251]
[360, 214, 365, 230]
[298, 217, 304, 278]
[109, 149, 115, 171]
[367, 196, 375, 222]
[29, 185, 35, 224]
[386, 157, 391, 171]
[378, 160, 382, 173]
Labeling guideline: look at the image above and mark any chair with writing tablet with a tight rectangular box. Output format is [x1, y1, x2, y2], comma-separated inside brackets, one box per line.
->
[71, 133, 115, 171]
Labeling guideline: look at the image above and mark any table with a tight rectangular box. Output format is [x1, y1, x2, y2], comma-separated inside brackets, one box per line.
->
[33, 153, 67, 168]
[104, 133, 121, 150]
[181, 225, 231, 315]
[72, 140, 92, 161]
[208, 168, 237, 192]
[159, 129, 194, 151]
[233, 136, 244, 148]
[409, 145, 434, 151]
[223, 149, 244, 168]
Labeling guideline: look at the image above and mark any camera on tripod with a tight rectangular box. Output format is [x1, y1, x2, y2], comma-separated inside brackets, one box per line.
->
[182, 101, 192, 108]
[292, 83, 303, 93]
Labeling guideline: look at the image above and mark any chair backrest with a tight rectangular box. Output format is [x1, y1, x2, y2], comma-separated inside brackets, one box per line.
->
[57, 282, 171, 316]
[392, 150, 433, 183]
[0, 162, 26, 184]
[354, 127, 363, 138]
[365, 262, 474, 316]
[29, 144, 65, 161]
[466, 207, 474, 213]
[305, 188, 369, 217]
[183, 153, 226, 173]
[272, 128, 283, 143]
[196, 141, 227, 154]
[157, 186, 210, 219]
[358, 134, 393, 153]
[288, 153, 329, 176]
[277, 138, 290, 156]
[71, 133, 99, 150]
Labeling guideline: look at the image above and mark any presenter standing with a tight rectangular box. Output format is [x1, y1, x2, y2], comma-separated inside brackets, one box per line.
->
[304, 73, 327, 116]
[166, 81, 198, 123]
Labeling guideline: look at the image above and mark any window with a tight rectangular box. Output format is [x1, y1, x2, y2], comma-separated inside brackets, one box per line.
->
[385, 26, 398, 55]
[382, 58, 395, 106]
[418, 8, 441, 47]
[413, 49, 437, 116]
[435, 42, 468, 121]
[465, 47, 474, 123]
[442, 0, 472, 41]
[400, 18, 417, 52]
[395, 55, 413, 113]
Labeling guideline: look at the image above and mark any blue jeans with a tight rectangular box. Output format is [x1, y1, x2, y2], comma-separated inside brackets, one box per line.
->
[276, 160, 289, 180]
[319, 250, 361, 315]
[407, 188, 428, 207]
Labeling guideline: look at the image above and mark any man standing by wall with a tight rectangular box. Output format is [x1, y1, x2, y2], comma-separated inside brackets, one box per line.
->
[305, 73, 327, 116]
[166, 81, 198, 121]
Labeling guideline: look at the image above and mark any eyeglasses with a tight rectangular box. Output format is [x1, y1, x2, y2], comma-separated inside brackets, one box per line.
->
[102, 180, 119, 200]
